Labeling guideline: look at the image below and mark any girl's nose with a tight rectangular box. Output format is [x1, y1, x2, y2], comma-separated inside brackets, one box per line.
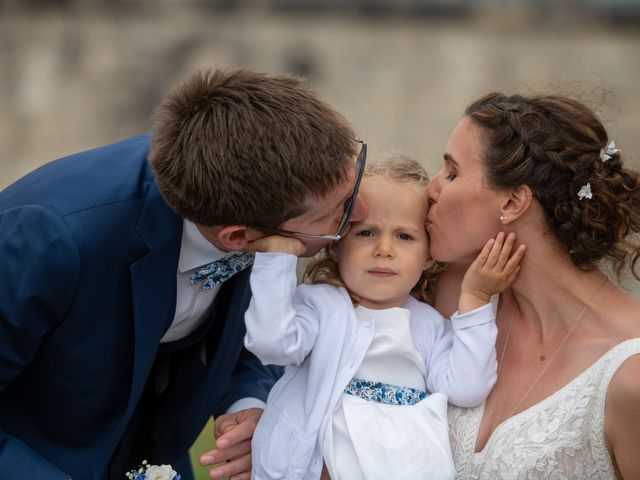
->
[374, 238, 394, 258]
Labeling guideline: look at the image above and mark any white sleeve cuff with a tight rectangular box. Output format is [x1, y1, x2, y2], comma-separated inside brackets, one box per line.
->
[227, 397, 267, 414]
[450, 302, 495, 329]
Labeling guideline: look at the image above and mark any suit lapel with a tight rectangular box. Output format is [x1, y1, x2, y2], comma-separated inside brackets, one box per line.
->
[111, 167, 253, 456]
[150, 268, 253, 456]
[205, 267, 252, 373]
[117, 177, 182, 439]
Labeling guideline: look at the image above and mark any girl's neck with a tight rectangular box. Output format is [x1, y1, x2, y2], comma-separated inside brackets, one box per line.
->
[356, 294, 412, 310]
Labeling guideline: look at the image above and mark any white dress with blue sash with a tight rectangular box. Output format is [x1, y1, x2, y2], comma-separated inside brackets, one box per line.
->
[322, 305, 455, 480]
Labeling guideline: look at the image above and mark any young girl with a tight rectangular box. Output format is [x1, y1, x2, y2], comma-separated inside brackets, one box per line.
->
[244, 156, 526, 480]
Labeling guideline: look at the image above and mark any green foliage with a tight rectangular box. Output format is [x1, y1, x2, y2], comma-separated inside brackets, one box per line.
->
[189, 418, 224, 480]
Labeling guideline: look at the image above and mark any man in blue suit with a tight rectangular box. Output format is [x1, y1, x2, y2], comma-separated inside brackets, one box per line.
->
[0, 67, 367, 480]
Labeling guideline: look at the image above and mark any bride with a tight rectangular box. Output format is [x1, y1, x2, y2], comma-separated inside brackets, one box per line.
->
[428, 92, 640, 479]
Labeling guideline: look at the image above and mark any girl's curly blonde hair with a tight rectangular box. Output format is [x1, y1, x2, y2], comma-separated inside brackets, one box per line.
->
[303, 155, 445, 305]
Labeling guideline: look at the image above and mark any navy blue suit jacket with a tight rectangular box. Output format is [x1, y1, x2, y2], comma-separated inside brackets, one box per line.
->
[0, 135, 279, 479]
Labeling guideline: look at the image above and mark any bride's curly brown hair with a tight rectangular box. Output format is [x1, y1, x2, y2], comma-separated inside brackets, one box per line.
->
[465, 92, 640, 280]
[303, 155, 445, 305]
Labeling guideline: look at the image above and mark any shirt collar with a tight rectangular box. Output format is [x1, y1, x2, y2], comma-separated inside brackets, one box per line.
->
[178, 220, 227, 273]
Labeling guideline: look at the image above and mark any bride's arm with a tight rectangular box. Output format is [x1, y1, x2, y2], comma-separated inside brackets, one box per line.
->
[606, 354, 640, 479]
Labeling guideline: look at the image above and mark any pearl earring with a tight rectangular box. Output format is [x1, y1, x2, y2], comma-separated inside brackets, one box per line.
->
[499, 214, 507, 224]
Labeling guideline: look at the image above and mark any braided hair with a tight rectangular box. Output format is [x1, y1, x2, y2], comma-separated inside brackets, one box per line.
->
[465, 93, 640, 279]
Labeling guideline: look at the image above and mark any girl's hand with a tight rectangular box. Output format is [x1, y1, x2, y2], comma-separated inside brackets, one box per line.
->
[459, 232, 526, 313]
[247, 234, 306, 256]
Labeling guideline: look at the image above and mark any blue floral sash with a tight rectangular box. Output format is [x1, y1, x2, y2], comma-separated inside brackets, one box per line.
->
[344, 377, 429, 406]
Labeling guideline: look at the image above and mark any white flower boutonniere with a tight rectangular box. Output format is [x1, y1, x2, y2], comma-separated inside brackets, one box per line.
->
[577, 183, 593, 200]
[126, 460, 181, 480]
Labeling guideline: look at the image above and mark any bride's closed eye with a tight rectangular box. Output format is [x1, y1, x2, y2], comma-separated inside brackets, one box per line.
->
[444, 167, 457, 181]
[442, 155, 458, 181]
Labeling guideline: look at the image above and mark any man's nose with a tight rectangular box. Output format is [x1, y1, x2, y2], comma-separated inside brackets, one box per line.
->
[349, 194, 367, 223]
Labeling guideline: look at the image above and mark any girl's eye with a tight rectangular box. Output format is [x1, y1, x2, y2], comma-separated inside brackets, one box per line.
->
[356, 230, 373, 237]
[398, 233, 413, 241]
[445, 172, 457, 181]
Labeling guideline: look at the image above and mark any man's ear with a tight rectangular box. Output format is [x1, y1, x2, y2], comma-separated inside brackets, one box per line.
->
[500, 184, 533, 225]
[217, 225, 252, 251]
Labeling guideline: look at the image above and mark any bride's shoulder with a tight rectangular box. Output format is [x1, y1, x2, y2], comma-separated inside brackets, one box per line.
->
[603, 330, 640, 415]
[604, 351, 640, 476]
[607, 341, 640, 396]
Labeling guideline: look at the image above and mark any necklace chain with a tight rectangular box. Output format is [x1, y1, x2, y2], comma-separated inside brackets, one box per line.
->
[497, 278, 607, 418]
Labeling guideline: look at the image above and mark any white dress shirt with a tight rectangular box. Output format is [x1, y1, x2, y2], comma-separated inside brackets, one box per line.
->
[161, 220, 226, 344]
[161, 219, 265, 413]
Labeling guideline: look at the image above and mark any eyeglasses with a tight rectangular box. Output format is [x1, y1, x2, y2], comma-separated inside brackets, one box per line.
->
[254, 141, 367, 242]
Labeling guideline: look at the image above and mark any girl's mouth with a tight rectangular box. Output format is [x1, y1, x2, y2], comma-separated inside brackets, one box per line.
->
[368, 268, 396, 277]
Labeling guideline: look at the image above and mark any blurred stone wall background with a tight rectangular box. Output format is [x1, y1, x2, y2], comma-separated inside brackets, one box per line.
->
[1, 0, 640, 289]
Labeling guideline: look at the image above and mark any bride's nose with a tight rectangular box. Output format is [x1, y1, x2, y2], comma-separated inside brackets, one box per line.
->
[427, 171, 443, 204]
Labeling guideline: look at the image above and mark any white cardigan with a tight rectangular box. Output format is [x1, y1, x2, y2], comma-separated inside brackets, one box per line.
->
[245, 252, 497, 480]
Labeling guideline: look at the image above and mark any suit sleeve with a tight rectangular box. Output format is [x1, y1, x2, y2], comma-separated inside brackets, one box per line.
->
[244, 252, 320, 367]
[0, 205, 80, 478]
[214, 346, 282, 416]
[424, 303, 498, 407]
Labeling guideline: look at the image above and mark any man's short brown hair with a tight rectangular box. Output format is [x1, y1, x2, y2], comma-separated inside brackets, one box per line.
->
[149, 67, 357, 227]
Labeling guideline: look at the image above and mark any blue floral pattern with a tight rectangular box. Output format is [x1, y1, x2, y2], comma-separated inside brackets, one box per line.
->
[344, 377, 429, 406]
[190, 251, 254, 291]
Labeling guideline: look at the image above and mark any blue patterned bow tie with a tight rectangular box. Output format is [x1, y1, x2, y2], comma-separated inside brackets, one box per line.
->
[189, 251, 254, 292]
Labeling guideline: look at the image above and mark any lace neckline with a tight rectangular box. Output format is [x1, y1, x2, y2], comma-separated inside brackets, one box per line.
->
[473, 337, 640, 455]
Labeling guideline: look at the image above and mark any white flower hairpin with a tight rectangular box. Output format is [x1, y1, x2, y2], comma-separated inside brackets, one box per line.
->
[578, 183, 593, 200]
[600, 140, 621, 162]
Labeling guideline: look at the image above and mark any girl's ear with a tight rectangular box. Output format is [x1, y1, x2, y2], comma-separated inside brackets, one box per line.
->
[423, 257, 434, 271]
[499, 184, 533, 225]
[424, 230, 434, 270]
[328, 242, 339, 262]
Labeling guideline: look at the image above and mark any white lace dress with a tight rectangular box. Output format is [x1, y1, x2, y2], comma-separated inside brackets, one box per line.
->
[323, 306, 454, 480]
[448, 338, 640, 479]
